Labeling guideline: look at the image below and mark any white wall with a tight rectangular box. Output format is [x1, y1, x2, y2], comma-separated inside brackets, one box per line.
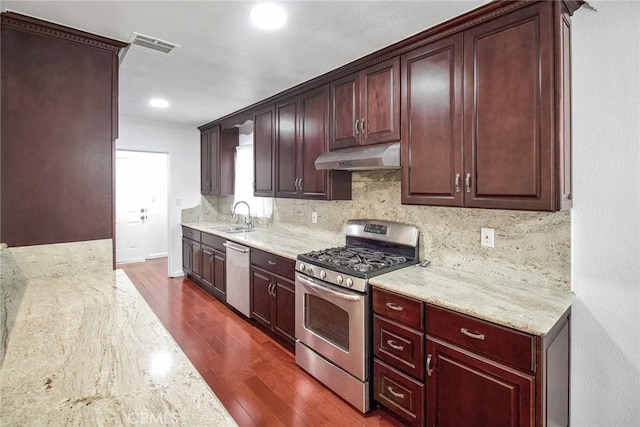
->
[572, 2, 640, 426]
[117, 118, 200, 276]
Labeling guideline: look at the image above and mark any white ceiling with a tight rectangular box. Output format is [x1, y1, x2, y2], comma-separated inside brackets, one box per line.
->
[3, 1, 489, 128]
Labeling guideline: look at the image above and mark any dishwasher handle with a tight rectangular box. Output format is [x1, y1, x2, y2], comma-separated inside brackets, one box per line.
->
[223, 242, 250, 253]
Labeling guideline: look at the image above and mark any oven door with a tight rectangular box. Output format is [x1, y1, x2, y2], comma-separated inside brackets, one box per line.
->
[295, 272, 368, 381]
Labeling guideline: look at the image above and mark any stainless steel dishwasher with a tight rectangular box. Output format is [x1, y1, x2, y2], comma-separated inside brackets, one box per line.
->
[223, 241, 251, 317]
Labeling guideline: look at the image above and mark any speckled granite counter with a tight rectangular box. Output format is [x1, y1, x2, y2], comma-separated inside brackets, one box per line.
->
[370, 265, 574, 336]
[182, 221, 341, 260]
[183, 221, 573, 337]
[0, 242, 236, 426]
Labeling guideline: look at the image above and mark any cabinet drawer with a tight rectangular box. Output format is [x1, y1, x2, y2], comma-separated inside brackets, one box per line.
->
[373, 288, 424, 331]
[251, 249, 295, 280]
[426, 305, 535, 372]
[201, 232, 225, 252]
[182, 226, 201, 242]
[374, 359, 424, 427]
[374, 315, 424, 380]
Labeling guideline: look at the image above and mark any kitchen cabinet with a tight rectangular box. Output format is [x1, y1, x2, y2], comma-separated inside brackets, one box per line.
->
[201, 126, 238, 196]
[425, 304, 570, 427]
[401, 2, 573, 211]
[330, 57, 400, 150]
[373, 288, 425, 426]
[253, 105, 276, 197]
[250, 248, 296, 352]
[275, 86, 352, 200]
[182, 226, 226, 302]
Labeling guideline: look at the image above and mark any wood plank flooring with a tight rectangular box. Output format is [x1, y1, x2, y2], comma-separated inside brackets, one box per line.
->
[118, 258, 402, 427]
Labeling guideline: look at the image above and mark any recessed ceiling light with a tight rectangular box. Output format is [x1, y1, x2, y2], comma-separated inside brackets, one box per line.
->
[250, 3, 287, 30]
[149, 98, 169, 108]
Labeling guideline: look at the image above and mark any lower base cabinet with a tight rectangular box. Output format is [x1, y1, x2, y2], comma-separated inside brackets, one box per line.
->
[182, 226, 226, 302]
[373, 288, 570, 427]
[250, 248, 296, 352]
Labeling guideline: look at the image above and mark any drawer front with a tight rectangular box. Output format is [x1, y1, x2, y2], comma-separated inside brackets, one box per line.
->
[373, 288, 424, 331]
[374, 315, 424, 380]
[251, 249, 295, 280]
[374, 359, 425, 427]
[182, 226, 201, 242]
[201, 232, 225, 252]
[426, 305, 535, 372]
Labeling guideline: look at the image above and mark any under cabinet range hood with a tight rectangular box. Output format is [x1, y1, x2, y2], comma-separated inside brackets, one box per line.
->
[314, 143, 400, 171]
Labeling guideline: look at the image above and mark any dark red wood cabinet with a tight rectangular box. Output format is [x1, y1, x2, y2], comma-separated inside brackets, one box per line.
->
[275, 86, 351, 200]
[201, 126, 237, 196]
[250, 248, 296, 352]
[0, 12, 127, 246]
[402, 1, 574, 211]
[182, 227, 226, 302]
[330, 57, 400, 149]
[253, 105, 276, 197]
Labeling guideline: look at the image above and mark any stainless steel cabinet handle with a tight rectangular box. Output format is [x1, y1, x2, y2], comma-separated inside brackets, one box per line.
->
[465, 172, 471, 193]
[360, 118, 365, 134]
[461, 328, 485, 340]
[426, 354, 433, 376]
[386, 340, 404, 351]
[298, 179, 302, 191]
[385, 302, 404, 312]
[268, 260, 277, 266]
[268, 282, 276, 296]
[386, 386, 405, 400]
[455, 173, 461, 193]
[354, 119, 360, 135]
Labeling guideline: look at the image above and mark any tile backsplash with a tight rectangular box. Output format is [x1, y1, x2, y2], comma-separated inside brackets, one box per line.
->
[183, 170, 570, 291]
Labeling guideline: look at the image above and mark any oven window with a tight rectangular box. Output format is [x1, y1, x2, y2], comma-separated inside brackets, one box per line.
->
[305, 294, 349, 351]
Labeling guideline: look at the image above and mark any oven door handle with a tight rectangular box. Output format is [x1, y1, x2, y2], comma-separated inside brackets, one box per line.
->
[296, 274, 362, 302]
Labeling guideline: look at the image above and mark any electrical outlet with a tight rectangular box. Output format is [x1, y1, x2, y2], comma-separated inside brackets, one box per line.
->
[481, 227, 495, 248]
[311, 211, 318, 224]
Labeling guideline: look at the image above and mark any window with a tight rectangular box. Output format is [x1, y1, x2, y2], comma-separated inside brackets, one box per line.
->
[232, 138, 273, 218]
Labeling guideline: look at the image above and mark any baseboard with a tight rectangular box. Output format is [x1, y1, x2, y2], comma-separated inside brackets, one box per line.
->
[147, 252, 168, 259]
[170, 270, 185, 278]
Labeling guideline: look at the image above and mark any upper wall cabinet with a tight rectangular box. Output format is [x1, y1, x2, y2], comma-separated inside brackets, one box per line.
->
[402, 1, 573, 211]
[253, 105, 276, 197]
[200, 126, 237, 196]
[330, 57, 401, 150]
[275, 86, 351, 200]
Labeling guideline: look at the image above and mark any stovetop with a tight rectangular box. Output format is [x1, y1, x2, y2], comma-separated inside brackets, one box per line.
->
[298, 245, 415, 277]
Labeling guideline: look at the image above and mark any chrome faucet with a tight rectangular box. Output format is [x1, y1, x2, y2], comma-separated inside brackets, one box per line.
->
[232, 201, 253, 229]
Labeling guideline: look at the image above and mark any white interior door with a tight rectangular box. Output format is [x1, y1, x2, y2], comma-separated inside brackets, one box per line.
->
[116, 153, 148, 263]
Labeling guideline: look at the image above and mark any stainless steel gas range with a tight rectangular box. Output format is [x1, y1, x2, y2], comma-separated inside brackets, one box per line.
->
[294, 219, 419, 413]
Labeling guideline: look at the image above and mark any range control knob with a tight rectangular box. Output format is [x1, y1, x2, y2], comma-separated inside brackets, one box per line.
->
[319, 270, 326, 279]
[299, 263, 306, 273]
[346, 278, 354, 288]
[336, 275, 344, 285]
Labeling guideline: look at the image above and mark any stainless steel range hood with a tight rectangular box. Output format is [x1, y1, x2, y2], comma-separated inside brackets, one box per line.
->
[314, 143, 400, 171]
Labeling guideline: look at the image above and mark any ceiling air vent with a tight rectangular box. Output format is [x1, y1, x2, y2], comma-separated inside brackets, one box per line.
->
[127, 32, 180, 57]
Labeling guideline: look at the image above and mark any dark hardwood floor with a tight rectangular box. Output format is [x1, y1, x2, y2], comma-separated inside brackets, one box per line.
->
[118, 258, 402, 427]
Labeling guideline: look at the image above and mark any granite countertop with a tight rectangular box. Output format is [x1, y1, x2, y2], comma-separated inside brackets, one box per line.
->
[183, 220, 574, 337]
[0, 266, 237, 426]
[182, 221, 340, 260]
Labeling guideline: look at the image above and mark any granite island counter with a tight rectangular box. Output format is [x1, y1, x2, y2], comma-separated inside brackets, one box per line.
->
[0, 241, 236, 426]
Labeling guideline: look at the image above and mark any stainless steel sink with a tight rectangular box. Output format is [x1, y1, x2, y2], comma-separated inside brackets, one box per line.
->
[210, 226, 255, 233]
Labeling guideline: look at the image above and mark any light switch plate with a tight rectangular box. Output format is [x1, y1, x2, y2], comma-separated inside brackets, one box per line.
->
[311, 211, 318, 224]
[481, 227, 495, 248]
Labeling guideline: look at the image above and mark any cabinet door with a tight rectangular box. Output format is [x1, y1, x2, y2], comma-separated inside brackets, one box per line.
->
[212, 250, 226, 299]
[299, 86, 329, 199]
[426, 338, 534, 427]
[191, 242, 202, 278]
[275, 98, 299, 198]
[330, 73, 360, 149]
[254, 106, 275, 196]
[401, 34, 463, 206]
[463, 3, 554, 210]
[250, 267, 272, 328]
[200, 132, 212, 194]
[273, 276, 296, 346]
[361, 57, 400, 146]
[200, 245, 215, 288]
[182, 237, 193, 273]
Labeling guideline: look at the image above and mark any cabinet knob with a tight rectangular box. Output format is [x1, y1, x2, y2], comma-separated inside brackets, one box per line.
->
[455, 173, 461, 193]
[426, 354, 433, 377]
[465, 173, 471, 193]
[354, 119, 360, 135]
[360, 118, 365, 134]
